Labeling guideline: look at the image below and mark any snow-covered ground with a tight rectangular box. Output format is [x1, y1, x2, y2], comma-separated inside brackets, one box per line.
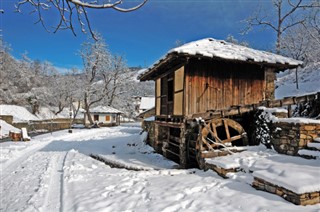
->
[1, 124, 319, 211]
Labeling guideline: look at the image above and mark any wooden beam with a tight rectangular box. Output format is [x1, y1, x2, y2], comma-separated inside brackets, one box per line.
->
[165, 149, 180, 157]
[221, 135, 243, 143]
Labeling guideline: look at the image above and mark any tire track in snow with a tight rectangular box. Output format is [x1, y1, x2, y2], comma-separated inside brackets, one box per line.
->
[42, 151, 68, 212]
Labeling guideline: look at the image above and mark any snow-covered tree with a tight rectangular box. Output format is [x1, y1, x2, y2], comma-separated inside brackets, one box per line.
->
[281, 25, 320, 64]
[0, 40, 16, 104]
[80, 34, 129, 124]
[45, 69, 79, 115]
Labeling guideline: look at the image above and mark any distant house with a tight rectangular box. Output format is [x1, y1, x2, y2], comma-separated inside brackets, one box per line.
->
[0, 104, 39, 123]
[84, 106, 123, 126]
[139, 97, 155, 113]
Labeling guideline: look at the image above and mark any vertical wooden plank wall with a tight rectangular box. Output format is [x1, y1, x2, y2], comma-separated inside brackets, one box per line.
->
[185, 59, 266, 116]
[156, 79, 161, 115]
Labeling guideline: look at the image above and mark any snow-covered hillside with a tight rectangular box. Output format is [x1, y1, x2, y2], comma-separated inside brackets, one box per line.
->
[276, 62, 320, 98]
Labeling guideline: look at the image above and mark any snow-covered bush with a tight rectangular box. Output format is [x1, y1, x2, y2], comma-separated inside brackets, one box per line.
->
[293, 98, 320, 119]
[252, 109, 276, 149]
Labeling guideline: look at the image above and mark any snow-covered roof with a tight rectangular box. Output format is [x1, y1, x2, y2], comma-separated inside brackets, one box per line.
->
[89, 106, 123, 114]
[0, 104, 39, 123]
[139, 38, 303, 80]
[139, 97, 155, 110]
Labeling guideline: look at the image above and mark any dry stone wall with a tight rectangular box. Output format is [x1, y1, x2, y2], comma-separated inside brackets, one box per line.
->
[272, 122, 320, 155]
[253, 177, 320, 205]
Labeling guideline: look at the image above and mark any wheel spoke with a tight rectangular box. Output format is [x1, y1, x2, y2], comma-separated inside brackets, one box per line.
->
[223, 119, 231, 140]
[202, 137, 214, 151]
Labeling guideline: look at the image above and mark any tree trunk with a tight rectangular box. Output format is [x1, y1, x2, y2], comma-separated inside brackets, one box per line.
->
[84, 93, 94, 125]
[86, 110, 94, 125]
[72, 100, 81, 123]
[295, 67, 299, 89]
[55, 102, 64, 115]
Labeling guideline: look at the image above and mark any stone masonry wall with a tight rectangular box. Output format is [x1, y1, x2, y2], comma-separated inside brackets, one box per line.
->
[253, 177, 320, 205]
[142, 120, 155, 149]
[272, 122, 320, 155]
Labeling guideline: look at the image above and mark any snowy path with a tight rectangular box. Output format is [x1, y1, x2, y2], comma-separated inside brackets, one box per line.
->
[1, 125, 319, 211]
[1, 143, 72, 212]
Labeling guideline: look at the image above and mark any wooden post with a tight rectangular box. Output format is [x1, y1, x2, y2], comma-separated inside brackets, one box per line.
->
[295, 67, 299, 90]
[179, 125, 187, 168]
[288, 105, 292, 118]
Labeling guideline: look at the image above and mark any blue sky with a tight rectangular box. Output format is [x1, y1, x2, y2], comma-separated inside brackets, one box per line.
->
[0, 0, 275, 70]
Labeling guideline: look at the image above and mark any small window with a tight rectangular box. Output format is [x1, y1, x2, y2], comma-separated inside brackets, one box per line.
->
[105, 115, 111, 121]
[94, 115, 99, 121]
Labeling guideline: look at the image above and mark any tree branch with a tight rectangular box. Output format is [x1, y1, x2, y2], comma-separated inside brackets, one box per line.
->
[16, 0, 148, 39]
[282, 19, 305, 32]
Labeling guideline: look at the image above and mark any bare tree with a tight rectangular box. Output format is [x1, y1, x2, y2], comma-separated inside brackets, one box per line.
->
[16, 0, 148, 39]
[243, 0, 320, 53]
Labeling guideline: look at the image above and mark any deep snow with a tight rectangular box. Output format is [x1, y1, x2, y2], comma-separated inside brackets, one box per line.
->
[1, 124, 319, 211]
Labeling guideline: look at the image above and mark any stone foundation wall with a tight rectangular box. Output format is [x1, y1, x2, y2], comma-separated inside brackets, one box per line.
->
[272, 122, 320, 155]
[205, 163, 237, 178]
[142, 120, 155, 148]
[253, 177, 320, 205]
[151, 123, 166, 154]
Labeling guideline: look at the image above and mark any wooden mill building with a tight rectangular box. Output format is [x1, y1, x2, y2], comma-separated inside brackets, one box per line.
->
[139, 38, 302, 168]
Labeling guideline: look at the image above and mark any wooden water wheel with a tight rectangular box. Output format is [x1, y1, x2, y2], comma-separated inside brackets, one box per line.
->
[196, 118, 248, 169]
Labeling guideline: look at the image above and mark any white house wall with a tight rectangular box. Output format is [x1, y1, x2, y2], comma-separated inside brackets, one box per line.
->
[84, 114, 117, 124]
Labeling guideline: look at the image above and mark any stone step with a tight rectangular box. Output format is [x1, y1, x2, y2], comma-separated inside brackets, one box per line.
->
[298, 149, 320, 159]
[314, 137, 320, 143]
[307, 142, 320, 150]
